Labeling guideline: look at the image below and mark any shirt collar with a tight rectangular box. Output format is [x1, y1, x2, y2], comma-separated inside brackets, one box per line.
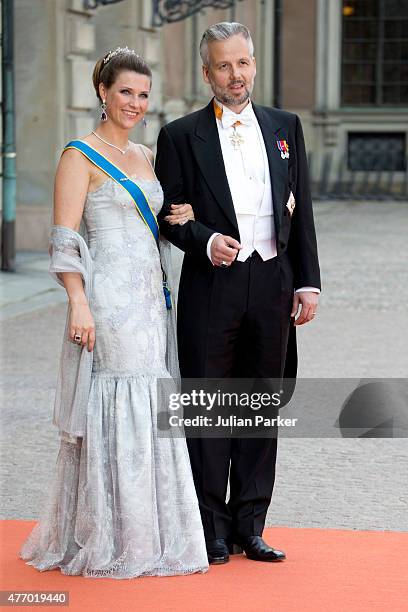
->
[213, 98, 255, 129]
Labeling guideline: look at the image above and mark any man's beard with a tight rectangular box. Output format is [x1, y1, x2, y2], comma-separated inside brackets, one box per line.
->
[209, 78, 252, 107]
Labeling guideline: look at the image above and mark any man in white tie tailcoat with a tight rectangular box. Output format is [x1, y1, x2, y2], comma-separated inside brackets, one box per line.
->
[156, 22, 321, 565]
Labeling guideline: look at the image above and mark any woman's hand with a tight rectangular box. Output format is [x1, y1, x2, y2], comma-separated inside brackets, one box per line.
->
[164, 203, 195, 225]
[69, 300, 96, 352]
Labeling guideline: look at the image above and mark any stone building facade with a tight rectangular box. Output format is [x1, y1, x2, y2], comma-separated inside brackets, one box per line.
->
[9, 0, 408, 250]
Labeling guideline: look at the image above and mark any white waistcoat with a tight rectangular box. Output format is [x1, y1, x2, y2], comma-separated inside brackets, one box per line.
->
[215, 101, 277, 262]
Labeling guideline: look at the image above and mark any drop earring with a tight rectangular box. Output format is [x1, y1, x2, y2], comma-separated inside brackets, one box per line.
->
[101, 100, 107, 122]
[142, 116, 147, 128]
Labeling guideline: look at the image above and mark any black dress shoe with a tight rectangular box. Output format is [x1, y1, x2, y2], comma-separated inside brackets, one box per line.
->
[233, 536, 286, 562]
[206, 538, 230, 565]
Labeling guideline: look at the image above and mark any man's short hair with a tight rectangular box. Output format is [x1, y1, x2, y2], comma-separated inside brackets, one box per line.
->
[199, 22, 254, 66]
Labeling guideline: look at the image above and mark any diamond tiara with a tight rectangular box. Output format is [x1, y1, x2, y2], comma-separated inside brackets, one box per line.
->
[103, 46, 139, 66]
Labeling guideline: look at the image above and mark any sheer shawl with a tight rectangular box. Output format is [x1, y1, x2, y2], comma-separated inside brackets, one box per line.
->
[49, 225, 179, 444]
[49, 226, 93, 443]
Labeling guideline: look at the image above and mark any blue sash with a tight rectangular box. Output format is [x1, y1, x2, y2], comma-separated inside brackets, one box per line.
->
[64, 140, 172, 310]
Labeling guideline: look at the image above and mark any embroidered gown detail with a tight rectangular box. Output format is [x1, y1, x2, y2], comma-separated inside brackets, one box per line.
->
[19, 153, 208, 578]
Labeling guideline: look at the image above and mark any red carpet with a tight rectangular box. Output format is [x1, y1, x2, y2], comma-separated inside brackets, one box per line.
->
[1, 521, 407, 611]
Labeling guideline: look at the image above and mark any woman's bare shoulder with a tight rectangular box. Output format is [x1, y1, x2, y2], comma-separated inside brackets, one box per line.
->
[59, 135, 93, 167]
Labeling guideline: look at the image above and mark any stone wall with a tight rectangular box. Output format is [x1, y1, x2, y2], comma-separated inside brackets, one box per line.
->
[12, 0, 407, 250]
[14, 0, 162, 250]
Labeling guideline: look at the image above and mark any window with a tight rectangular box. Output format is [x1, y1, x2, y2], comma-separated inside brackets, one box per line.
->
[348, 132, 406, 171]
[341, 0, 408, 105]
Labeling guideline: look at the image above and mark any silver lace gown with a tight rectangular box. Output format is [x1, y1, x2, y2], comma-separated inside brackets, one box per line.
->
[20, 175, 208, 578]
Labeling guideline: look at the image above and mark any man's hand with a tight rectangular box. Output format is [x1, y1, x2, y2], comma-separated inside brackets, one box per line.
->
[291, 291, 319, 325]
[211, 235, 241, 266]
[163, 203, 195, 225]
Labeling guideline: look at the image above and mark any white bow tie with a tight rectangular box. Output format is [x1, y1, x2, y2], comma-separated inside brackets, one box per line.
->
[221, 107, 254, 130]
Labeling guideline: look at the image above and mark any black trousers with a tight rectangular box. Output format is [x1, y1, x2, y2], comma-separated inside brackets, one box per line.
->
[185, 252, 293, 541]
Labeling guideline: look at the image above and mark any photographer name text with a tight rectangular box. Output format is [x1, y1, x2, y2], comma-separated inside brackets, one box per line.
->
[168, 415, 298, 427]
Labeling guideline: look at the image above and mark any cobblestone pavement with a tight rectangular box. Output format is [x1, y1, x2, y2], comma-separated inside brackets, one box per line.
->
[1, 201, 407, 531]
[0, 251, 66, 321]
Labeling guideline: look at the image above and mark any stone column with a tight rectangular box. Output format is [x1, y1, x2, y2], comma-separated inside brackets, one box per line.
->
[66, 0, 96, 141]
[14, 0, 96, 250]
[15, 0, 65, 249]
[313, 0, 343, 184]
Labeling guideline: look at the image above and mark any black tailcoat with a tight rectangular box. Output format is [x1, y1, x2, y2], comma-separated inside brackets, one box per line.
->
[156, 100, 320, 379]
[155, 100, 321, 540]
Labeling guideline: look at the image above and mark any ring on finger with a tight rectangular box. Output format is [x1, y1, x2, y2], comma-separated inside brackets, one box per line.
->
[220, 260, 229, 268]
[74, 333, 82, 344]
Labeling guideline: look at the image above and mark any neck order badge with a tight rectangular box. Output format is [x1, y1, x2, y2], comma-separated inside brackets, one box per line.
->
[63, 140, 172, 310]
[213, 100, 245, 151]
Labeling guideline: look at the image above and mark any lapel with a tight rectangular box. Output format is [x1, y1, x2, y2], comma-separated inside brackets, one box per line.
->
[252, 103, 288, 235]
[190, 100, 238, 232]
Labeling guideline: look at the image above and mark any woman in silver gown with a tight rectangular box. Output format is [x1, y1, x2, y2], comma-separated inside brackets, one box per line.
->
[20, 48, 208, 578]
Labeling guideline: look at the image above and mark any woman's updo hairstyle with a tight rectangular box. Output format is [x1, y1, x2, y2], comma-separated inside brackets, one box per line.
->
[92, 46, 152, 102]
